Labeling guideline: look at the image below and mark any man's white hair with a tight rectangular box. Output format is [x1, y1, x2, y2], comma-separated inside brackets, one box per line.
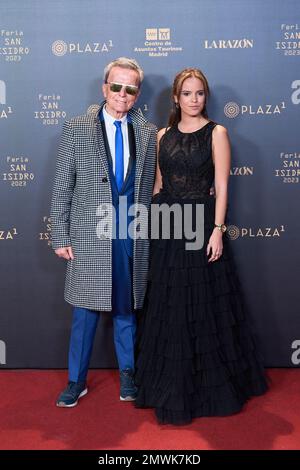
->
[103, 57, 144, 84]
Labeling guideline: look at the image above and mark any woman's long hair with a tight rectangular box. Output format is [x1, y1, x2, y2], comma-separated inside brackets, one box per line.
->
[168, 68, 210, 128]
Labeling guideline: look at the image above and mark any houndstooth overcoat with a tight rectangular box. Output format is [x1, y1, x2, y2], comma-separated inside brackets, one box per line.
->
[50, 102, 157, 311]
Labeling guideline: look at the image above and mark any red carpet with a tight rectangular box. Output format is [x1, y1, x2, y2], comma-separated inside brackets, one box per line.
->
[0, 369, 299, 450]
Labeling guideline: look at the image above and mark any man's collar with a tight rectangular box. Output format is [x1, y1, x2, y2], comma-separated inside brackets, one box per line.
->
[102, 104, 127, 125]
[93, 101, 147, 126]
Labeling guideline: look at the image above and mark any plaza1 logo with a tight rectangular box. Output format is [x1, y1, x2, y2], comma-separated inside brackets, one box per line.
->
[274, 151, 300, 184]
[0, 227, 18, 240]
[0, 80, 13, 119]
[39, 216, 52, 246]
[87, 104, 101, 115]
[34, 93, 67, 126]
[291, 80, 300, 105]
[0, 29, 30, 62]
[137, 103, 149, 115]
[134, 28, 183, 57]
[224, 101, 286, 118]
[0, 340, 6, 365]
[275, 24, 300, 56]
[52, 39, 113, 56]
[2, 156, 35, 188]
[226, 225, 285, 240]
[291, 340, 300, 365]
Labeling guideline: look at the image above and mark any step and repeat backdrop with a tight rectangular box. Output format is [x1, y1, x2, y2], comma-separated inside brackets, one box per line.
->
[0, 0, 299, 368]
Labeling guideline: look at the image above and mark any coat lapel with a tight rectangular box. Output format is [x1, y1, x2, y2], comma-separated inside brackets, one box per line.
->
[129, 109, 151, 200]
[89, 103, 151, 200]
[92, 105, 110, 179]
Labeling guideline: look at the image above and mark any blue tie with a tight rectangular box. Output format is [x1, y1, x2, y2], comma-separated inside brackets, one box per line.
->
[114, 120, 124, 192]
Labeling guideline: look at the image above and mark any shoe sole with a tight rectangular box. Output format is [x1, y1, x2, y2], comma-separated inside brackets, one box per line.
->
[56, 388, 88, 408]
[120, 395, 136, 402]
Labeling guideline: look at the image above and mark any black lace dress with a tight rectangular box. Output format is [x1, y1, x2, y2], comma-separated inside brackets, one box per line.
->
[135, 122, 268, 425]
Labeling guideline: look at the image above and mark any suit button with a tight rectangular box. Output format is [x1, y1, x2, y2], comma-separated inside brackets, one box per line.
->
[102, 177, 108, 183]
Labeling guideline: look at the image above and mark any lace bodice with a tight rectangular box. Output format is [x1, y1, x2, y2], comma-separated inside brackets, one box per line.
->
[158, 121, 217, 198]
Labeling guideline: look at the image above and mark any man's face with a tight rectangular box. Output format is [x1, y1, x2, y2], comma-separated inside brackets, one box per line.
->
[102, 66, 140, 118]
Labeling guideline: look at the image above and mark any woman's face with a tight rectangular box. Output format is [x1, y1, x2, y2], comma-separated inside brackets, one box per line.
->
[175, 76, 206, 118]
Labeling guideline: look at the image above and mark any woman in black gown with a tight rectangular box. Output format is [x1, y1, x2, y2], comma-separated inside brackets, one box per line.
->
[135, 68, 268, 425]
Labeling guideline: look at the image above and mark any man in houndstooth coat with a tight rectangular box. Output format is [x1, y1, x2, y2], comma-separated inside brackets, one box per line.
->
[50, 58, 157, 407]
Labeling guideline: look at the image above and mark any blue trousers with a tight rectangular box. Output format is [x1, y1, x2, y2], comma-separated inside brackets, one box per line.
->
[69, 307, 136, 383]
[68, 207, 135, 382]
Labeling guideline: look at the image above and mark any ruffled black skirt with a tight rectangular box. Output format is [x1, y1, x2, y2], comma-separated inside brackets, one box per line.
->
[135, 193, 268, 425]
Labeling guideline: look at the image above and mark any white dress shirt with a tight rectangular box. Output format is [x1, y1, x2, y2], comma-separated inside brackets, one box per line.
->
[102, 105, 130, 180]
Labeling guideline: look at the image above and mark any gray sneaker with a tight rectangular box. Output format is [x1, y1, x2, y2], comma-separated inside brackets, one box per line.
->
[119, 369, 137, 401]
[56, 381, 88, 407]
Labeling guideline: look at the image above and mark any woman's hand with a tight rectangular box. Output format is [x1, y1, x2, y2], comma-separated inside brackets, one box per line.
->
[206, 229, 223, 262]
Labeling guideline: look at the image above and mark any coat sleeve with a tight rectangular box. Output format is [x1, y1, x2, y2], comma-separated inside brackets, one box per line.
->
[50, 120, 76, 250]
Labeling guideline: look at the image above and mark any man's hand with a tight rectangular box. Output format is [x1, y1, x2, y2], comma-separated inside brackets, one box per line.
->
[55, 246, 74, 260]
